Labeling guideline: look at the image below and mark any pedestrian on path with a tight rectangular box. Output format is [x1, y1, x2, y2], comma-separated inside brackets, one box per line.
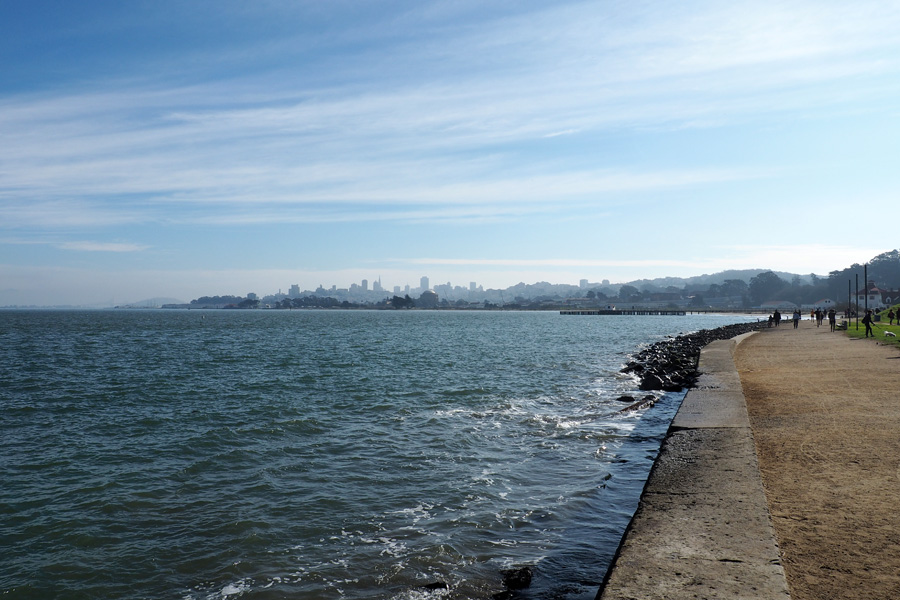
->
[862, 310, 874, 337]
[889, 308, 896, 325]
[828, 308, 837, 332]
[792, 309, 801, 329]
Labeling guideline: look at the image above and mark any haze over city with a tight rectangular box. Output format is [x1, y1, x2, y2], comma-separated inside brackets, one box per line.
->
[2, 1, 897, 306]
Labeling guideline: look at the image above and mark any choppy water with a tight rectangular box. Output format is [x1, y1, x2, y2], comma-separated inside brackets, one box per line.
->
[0, 309, 756, 599]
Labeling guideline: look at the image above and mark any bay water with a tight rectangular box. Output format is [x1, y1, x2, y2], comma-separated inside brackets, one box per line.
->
[1, 309, 756, 599]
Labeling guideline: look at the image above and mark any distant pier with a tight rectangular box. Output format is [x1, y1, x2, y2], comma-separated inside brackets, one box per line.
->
[559, 309, 687, 316]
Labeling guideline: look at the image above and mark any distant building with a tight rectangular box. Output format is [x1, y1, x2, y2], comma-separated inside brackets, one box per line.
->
[801, 298, 835, 310]
[361, 279, 368, 291]
[420, 276, 430, 291]
[856, 282, 899, 309]
[418, 289, 439, 308]
[760, 300, 798, 310]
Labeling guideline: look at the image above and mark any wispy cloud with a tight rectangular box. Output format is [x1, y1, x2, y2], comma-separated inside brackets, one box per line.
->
[401, 243, 889, 276]
[2, 1, 898, 233]
[3, 1, 899, 306]
[57, 241, 149, 252]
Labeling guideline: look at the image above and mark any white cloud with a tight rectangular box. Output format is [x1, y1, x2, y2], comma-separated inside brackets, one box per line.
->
[401, 244, 889, 277]
[2, 1, 899, 232]
[57, 241, 149, 252]
[2, 1, 899, 304]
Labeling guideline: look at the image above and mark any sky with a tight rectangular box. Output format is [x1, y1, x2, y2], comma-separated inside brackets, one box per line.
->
[2, 0, 898, 306]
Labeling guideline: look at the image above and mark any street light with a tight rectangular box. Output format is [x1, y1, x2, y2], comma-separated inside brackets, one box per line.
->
[865, 263, 869, 317]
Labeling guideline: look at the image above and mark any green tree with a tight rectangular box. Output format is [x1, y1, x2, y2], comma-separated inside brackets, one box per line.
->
[749, 271, 787, 305]
[618, 285, 640, 301]
[869, 249, 900, 286]
[721, 279, 749, 296]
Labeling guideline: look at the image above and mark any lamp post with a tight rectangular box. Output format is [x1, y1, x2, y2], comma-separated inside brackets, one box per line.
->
[864, 263, 869, 317]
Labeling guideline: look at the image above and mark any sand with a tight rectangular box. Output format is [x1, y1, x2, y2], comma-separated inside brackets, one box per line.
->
[735, 321, 900, 600]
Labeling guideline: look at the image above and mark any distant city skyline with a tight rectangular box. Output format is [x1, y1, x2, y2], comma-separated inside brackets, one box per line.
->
[2, 2, 897, 306]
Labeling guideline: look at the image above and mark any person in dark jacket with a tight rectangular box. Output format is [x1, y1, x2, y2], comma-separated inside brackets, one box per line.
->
[862, 310, 874, 337]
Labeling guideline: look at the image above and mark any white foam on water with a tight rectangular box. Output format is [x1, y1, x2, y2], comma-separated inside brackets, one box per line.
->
[217, 578, 250, 598]
[390, 502, 435, 524]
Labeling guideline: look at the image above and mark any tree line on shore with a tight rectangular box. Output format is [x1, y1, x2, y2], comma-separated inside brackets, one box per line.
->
[185, 250, 900, 310]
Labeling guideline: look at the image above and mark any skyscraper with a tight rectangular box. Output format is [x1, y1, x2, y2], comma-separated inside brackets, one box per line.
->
[420, 276, 429, 291]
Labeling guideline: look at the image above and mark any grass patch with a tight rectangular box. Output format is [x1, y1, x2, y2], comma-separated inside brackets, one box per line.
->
[844, 305, 900, 348]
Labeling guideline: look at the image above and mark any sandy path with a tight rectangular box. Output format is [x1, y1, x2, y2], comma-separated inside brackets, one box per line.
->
[735, 321, 900, 600]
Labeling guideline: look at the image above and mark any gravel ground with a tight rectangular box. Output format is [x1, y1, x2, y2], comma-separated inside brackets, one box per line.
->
[735, 321, 900, 600]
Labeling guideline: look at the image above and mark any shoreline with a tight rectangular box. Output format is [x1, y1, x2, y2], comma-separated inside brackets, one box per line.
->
[734, 323, 900, 599]
[598, 328, 790, 599]
[621, 320, 766, 391]
[598, 320, 900, 599]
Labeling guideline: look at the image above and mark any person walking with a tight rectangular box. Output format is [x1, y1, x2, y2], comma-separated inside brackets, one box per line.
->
[828, 308, 837, 332]
[862, 310, 874, 337]
[793, 309, 801, 329]
[889, 308, 896, 325]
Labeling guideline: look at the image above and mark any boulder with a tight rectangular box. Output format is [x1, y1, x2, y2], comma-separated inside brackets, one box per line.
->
[501, 566, 533, 590]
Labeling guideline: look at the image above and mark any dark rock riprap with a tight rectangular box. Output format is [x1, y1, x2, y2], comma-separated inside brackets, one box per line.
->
[622, 321, 766, 391]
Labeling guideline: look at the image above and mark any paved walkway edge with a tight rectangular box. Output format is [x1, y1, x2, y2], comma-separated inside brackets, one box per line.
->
[597, 332, 790, 600]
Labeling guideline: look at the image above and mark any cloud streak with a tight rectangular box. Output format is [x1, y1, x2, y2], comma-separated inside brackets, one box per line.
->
[57, 241, 149, 252]
[2, 1, 898, 232]
[2, 1, 899, 304]
[403, 244, 888, 278]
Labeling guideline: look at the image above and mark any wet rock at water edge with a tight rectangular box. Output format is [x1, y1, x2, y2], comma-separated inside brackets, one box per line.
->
[618, 395, 658, 412]
[418, 581, 449, 591]
[623, 321, 767, 392]
[501, 566, 533, 590]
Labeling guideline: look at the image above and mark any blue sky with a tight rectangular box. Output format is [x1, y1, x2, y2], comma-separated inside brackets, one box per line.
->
[2, 0, 898, 305]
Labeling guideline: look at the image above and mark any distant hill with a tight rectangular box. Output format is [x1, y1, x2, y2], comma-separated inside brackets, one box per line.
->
[624, 269, 811, 290]
[117, 297, 186, 308]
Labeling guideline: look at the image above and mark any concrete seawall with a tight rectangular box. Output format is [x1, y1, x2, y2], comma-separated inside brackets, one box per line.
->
[597, 332, 790, 599]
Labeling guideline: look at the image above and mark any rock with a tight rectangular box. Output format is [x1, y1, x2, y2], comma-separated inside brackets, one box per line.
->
[419, 581, 448, 590]
[639, 373, 666, 391]
[662, 380, 683, 392]
[618, 395, 658, 413]
[501, 566, 533, 590]
[625, 321, 766, 394]
[615, 395, 637, 403]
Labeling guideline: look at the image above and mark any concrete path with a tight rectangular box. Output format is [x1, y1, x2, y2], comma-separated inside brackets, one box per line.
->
[734, 323, 900, 600]
[597, 332, 791, 599]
